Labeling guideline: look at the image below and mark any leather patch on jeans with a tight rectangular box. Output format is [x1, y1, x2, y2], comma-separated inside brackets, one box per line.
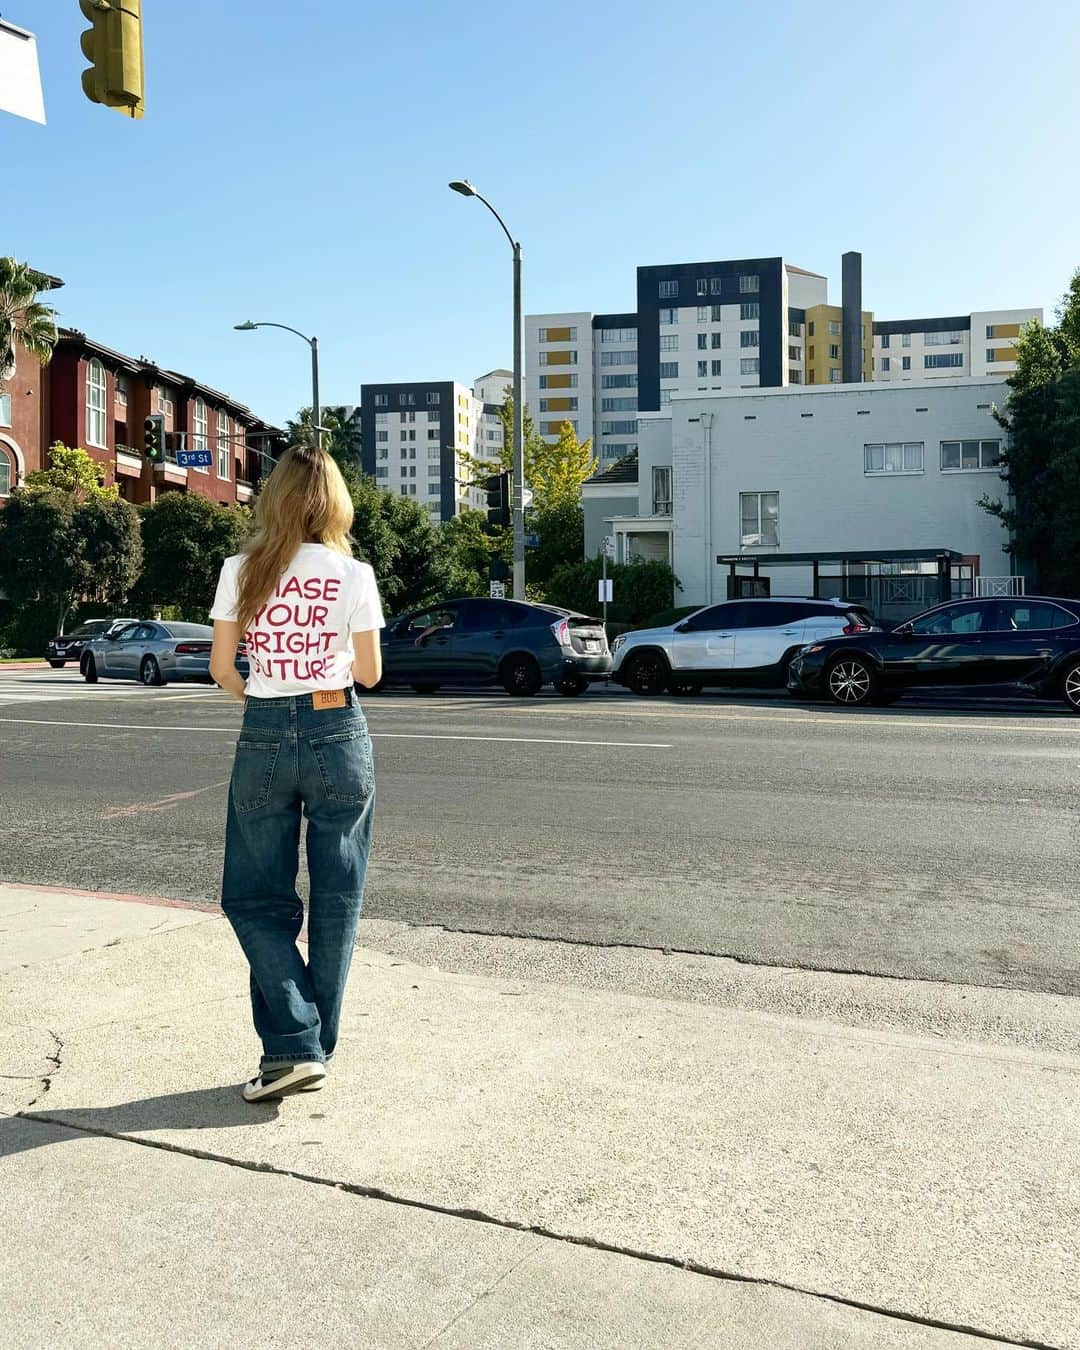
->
[313, 688, 347, 710]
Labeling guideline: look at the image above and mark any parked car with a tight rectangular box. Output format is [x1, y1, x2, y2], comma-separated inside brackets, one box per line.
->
[378, 597, 611, 696]
[45, 618, 132, 668]
[81, 620, 248, 686]
[787, 595, 1080, 711]
[610, 597, 877, 696]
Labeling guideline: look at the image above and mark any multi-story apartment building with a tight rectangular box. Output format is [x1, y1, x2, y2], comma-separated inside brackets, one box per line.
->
[359, 372, 508, 524]
[1, 322, 282, 508]
[528, 250, 1041, 465]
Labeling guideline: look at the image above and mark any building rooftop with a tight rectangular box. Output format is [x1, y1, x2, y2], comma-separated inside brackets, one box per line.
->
[586, 452, 639, 486]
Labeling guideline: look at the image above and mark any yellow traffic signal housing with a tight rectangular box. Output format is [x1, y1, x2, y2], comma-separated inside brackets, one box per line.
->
[79, 0, 144, 119]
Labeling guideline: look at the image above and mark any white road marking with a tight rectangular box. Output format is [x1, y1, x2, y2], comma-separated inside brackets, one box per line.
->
[0, 716, 671, 749]
[102, 779, 231, 820]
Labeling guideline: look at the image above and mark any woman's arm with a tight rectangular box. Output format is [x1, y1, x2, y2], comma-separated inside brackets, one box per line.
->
[352, 629, 382, 688]
[210, 620, 247, 701]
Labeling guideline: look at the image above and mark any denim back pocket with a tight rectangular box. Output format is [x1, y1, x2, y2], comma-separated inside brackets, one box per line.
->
[308, 728, 374, 805]
[232, 737, 282, 813]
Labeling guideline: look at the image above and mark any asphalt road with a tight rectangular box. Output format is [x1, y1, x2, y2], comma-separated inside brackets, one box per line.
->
[1, 668, 1077, 995]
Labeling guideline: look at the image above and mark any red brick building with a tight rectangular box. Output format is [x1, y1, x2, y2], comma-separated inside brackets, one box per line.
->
[1, 312, 283, 508]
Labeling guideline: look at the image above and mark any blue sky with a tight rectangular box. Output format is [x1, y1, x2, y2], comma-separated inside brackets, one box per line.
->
[5, 0, 1078, 427]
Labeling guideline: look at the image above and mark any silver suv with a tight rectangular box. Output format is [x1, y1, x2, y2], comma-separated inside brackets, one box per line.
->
[610, 597, 876, 697]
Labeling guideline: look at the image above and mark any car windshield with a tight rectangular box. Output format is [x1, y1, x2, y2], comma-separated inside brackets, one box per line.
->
[71, 621, 109, 636]
[160, 623, 213, 639]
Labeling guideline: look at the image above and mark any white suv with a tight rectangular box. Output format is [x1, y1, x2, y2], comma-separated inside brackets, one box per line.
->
[610, 597, 876, 697]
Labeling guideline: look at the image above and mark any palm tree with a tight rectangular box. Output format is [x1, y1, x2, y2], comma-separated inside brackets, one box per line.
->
[0, 258, 58, 387]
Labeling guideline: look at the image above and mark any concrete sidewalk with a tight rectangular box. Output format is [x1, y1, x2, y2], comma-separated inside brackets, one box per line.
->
[1, 883, 1077, 1349]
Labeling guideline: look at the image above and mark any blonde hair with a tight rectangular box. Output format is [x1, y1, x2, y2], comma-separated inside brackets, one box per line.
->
[235, 445, 354, 634]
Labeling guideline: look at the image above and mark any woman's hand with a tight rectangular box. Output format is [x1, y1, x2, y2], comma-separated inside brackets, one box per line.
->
[352, 629, 382, 688]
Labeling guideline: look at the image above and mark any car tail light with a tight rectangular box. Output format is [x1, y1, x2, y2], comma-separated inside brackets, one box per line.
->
[842, 618, 869, 635]
[175, 642, 211, 654]
[550, 618, 572, 647]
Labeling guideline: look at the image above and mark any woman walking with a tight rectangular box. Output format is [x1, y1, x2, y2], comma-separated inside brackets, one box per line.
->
[209, 445, 384, 1103]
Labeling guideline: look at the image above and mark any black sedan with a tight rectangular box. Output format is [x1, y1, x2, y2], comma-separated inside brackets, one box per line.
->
[46, 617, 132, 668]
[788, 596, 1080, 711]
[378, 596, 612, 696]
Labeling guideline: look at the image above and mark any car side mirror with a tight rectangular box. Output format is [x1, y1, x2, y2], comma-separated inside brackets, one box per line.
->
[674, 622, 691, 633]
[895, 622, 914, 637]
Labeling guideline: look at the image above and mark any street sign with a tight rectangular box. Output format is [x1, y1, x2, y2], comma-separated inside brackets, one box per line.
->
[601, 535, 616, 559]
[524, 532, 540, 548]
[0, 20, 46, 125]
[489, 581, 507, 600]
[522, 488, 534, 508]
[177, 449, 213, 468]
[598, 578, 613, 604]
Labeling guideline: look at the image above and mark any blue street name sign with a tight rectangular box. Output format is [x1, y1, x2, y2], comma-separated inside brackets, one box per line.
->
[524, 532, 540, 548]
[177, 449, 213, 468]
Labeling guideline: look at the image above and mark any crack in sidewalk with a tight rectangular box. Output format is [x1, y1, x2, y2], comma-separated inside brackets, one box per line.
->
[23, 1030, 63, 1108]
[420, 1245, 539, 1348]
[13, 1110, 1064, 1350]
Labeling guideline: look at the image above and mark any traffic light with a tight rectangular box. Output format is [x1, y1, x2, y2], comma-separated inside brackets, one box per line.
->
[80, 0, 145, 119]
[143, 414, 165, 463]
[486, 471, 510, 528]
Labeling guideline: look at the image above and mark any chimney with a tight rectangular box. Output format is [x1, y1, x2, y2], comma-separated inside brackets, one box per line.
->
[841, 251, 863, 383]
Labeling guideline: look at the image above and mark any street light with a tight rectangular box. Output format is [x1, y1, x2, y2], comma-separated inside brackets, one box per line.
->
[233, 319, 321, 450]
[449, 179, 525, 601]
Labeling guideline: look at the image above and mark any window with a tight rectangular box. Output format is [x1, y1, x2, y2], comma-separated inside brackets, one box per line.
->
[925, 330, 964, 346]
[539, 351, 578, 365]
[0, 393, 10, 426]
[788, 345, 801, 361]
[427, 392, 440, 405]
[880, 357, 890, 372]
[375, 466, 388, 479]
[808, 345, 815, 360]
[429, 445, 441, 459]
[910, 603, 988, 636]
[217, 409, 231, 479]
[539, 398, 578, 412]
[999, 600, 1076, 631]
[739, 275, 759, 293]
[808, 321, 815, 337]
[427, 481, 442, 496]
[902, 356, 911, 371]
[540, 373, 580, 388]
[828, 320, 841, 336]
[880, 334, 890, 349]
[374, 393, 388, 407]
[601, 396, 637, 411]
[399, 392, 415, 406]
[697, 334, 707, 350]
[711, 332, 722, 349]
[600, 350, 637, 368]
[659, 390, 673, 405]
[428, 428, 439, 440]
[710, 278, 723, 296]
[377, 447, 388, 461]
[696, 279, 708, 296]
[740, 358, 759, 375]
[658, 279, 678, 299]
[697, 361, 708, 378]
[85, 358, 107, 447]
[659, 308, 678, 325]
[537, 328, 547, 342]
[192, 396, 209, 451]
[375, 412, 388, 425]
[902, 333, 911, 347]
[602, 420, 637, 435]
[711, 360, 722, 376]
[863, 442, 924, 474]
[789, 320, 802, 337]
[115, 376, 128, 407]
[740, 331, 759, 348]
[652, 465, 672, 514]
[828, 344, 840, 360]
[740, 491, 779, 546]
[600, 327, 636, 343]
[925, 352, 964, 369]
[828, 369, 842, 383]
[602, 373, 637, 388]
[789, 369, 802, 384]
[0, 450, 10, 496]
[400, 484, 417, 496]
[696, 306, 709, 321]
[941, 439, 1001, 471]
[659, 361, 679, 379]
[711, 304, 723, 321]
[659, 334, 679, 351]
[376, 430, 389, 442]
[740, 302, 760, 321]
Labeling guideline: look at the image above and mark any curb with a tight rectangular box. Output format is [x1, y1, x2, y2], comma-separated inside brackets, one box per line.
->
[0, 880, 219, 914]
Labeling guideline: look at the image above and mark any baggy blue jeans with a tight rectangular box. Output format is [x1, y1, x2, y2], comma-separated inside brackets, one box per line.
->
[221, 689, 374, 1072]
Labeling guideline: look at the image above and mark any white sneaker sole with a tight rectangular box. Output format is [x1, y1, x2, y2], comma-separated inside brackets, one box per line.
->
[243, 1062, 326, 1103]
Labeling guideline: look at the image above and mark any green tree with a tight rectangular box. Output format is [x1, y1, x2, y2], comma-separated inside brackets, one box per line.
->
[545, 556, 679, 626]
[529, 497, 584, 587]
[24, 442, 116, 499]
[136, 492, 252, 620]
[76, 495, 143, 609]
[286, 405, 363, 473]
[982, 269, 1080, 593]
[346, 472, 449, 615]
[0, 257, 57, 387]
[440, 508, 508, 597]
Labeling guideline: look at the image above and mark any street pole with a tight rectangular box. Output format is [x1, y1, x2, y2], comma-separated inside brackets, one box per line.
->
[310, 336, 322, 451]
[602, 548, 608, 628]
[512, 242, 525, 601]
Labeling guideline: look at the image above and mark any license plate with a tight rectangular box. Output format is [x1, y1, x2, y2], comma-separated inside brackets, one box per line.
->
[584, 640, 600, 652]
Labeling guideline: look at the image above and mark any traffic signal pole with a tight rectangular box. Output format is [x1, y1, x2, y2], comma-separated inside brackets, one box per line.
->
[512, 241, 525, 601]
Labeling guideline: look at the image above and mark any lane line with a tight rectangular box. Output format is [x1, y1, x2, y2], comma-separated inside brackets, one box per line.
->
[101, 779, 231, 820]
[0, 716, 670, 749]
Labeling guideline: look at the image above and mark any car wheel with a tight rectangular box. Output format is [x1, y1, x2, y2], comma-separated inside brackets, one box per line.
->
[554, 676, 588, 697]
[669, 677, 700, 696]
[140, 655, 165, 687]
[501, 655, 542, 697]
[1062, 660, 1080, 713]
[624, 650, 671, 698]
[410, 683, 440, 695]
[81, 654, 98, 684]
[825, 656, 876, 707]
[48, 659, 66, 669]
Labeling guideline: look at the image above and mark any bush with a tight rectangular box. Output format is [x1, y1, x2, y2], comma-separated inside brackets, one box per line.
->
[544, 557, 679, 626]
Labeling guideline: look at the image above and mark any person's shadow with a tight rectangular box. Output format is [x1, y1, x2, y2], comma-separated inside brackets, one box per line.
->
[2, 1086, 292, 1160]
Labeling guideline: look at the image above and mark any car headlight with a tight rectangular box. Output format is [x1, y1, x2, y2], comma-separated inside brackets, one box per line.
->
[611, 635, 626, 653]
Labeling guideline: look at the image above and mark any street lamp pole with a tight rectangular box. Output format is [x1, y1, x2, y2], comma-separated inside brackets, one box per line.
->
[449, 180, 525, 601]
[233, 320, 322, 450]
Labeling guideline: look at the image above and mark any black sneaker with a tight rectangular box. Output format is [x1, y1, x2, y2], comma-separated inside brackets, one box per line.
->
[242, 1062, 326, 1103]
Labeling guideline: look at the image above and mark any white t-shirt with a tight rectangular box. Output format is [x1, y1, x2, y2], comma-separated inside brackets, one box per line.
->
[211, 544, 385, 699]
